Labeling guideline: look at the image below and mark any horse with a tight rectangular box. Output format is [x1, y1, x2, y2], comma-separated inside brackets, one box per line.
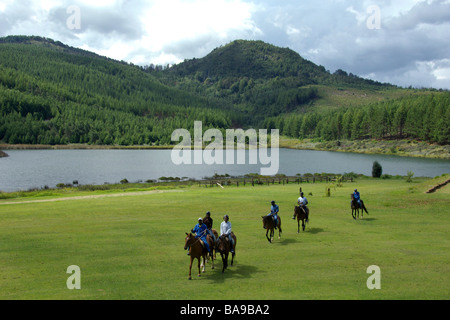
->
[293, 206, 308, 233]
[184, 232, 214, 280]
[351, 194, 369, 220]
[262, 215, 282, 243]
[216, 233, 237, 273]
[211, 228, 219, 259]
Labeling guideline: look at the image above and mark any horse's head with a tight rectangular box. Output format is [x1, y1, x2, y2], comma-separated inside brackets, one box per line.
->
[351, 194, 355, 200]
[261, 216, 268, 227]
[294, 206, 299, 216]
[217, 235, 229, 253]
[184, 233, 194, 250]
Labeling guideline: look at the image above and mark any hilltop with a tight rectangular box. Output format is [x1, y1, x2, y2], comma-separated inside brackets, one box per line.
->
[156, 40, 397, 122]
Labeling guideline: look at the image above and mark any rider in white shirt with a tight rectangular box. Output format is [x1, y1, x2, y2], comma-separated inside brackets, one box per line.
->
[220, 215, 234, 253]
[294, 192, 309, 222]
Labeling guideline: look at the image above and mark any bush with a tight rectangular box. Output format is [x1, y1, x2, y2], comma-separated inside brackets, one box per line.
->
[406, 171, 414, 183]
[372, 161, 383, 178]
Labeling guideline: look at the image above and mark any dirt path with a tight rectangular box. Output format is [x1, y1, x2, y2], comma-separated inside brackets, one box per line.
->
[0, 189, 183, 205]
[425, 178, 450, 194]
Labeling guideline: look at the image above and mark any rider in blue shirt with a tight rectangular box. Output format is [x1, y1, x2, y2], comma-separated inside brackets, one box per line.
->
[353, 189, 361, 207]
[192, 218, 211, 253]
[269, 200, 279, 229]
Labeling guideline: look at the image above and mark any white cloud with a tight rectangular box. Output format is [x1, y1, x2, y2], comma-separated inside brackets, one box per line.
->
[140, 0, 261, 53]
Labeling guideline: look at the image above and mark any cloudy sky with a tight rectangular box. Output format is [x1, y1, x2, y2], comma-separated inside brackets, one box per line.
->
[1, 0, 449, 89]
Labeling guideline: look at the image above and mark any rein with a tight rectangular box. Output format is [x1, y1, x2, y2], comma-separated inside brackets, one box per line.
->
[186, 228, 209, 247]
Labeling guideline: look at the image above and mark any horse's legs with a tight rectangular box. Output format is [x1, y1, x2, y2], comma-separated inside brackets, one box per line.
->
[278, 226, 282, 239]
[207, 238, 214, 270]
[201, 256, 206, 273]
[225, 252, 229, 271]
[266, 229, 271, 243]
[188, 257, 193, 280]
[231, 251, 235, 266]
[197, 258, 202, 277]
[302, 219, 305, 231]
[221, 252, 227, 273]
[297, 218, 300, 234]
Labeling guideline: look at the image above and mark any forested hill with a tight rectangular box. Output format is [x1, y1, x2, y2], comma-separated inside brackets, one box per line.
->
[0, 36, 235, 145]
[155, 40, 396, 122]
[0, 36, 448, 146]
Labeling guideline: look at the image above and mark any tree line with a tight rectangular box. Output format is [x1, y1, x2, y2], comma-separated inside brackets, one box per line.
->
[0, 40, 236, 145]
[265, 92, 449, 144]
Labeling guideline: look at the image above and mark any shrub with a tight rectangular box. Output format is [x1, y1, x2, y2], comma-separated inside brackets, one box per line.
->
[406, 171, 414, 183]
[372, 161, 383, 178]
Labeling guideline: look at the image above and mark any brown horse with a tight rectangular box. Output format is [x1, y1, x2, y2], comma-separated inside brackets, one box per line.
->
[351, 194, 369, 220]
[293, 206, 308, 233]
[211, 228, 219, 259]
[184, 233, 214, 280]
[262, 215, 282, 243]
[216, 233, 237, 273]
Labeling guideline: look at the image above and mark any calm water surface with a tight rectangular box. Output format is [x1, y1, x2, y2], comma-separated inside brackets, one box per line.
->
[0, 149, 448, 192]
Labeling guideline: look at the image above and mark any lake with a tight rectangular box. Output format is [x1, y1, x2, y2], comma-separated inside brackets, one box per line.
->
[0, 148, 449, 192]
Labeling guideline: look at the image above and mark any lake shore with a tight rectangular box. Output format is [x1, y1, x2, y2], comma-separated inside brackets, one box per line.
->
[279, 137, 450, 160]
[1, 138, 449, 160]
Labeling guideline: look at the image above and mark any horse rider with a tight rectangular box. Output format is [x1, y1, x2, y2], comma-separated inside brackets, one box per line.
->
[220, 215, 234, 253]
[353, 189, 362, 208]
[294, 192, 309, 222]
[203, 211, 216, 242]
[203, 211, 213, 229]
[191, 217, 211, 255]
[268, 200, 279, 229]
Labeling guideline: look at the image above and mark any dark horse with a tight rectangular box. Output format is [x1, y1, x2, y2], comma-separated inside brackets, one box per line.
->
[216, 233, 237, 273]
[184, 233, 214, 280]
[351, 194, 369, 220]
[293, 206, 308, 233]
[262, 215, 282, 243]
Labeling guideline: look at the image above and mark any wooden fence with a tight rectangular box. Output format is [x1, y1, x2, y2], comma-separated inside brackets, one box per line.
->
[201, 176, 353, 188]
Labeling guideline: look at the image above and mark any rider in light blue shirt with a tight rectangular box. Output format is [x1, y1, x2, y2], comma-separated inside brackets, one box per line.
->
[269, 200, 279, 229]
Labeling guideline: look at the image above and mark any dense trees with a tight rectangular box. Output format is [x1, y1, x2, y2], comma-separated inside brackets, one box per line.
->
[0, 37, 235, 145]
[265, 92, 449, 145]
[0, 37, 448, 147]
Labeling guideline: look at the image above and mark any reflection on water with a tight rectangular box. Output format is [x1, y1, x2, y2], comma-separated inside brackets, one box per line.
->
[0, 149, 448, 192]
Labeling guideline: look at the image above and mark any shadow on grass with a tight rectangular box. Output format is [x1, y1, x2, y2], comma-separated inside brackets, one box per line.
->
[204, 262, 264, 283]
[277, 238, 298, 245]
[306, 227, 324, 234]
[360, 218, 377, 222]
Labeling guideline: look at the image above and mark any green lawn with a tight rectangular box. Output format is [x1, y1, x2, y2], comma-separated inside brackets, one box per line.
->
[0, 177, 449, 300]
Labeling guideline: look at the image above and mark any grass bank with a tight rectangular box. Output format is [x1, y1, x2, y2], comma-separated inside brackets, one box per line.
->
[0, 175, 448, 299]
[279, 137, 450, 159]
[3, 136, 449, 160]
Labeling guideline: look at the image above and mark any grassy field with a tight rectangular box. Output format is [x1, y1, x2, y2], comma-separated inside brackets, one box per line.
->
[0, 176, 449, 300]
